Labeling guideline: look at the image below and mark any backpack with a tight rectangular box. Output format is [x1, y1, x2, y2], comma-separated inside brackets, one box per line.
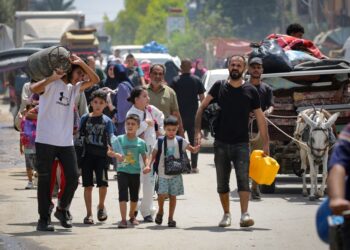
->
[153, 136, 190, 174]
[201, 80, 225, 136]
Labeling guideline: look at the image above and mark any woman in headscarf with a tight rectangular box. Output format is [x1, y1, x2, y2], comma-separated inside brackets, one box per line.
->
[103, 64, 134, 135]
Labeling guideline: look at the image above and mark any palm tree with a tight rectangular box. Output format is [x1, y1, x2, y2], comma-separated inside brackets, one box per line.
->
[31, 0, 76, 11]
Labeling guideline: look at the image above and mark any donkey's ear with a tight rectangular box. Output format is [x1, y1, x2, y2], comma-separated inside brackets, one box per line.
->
[301, 112, 317, 129]
[323, 112, 340, 129]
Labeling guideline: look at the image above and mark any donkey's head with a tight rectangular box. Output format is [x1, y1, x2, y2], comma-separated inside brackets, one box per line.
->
[301, 111, 339, 158]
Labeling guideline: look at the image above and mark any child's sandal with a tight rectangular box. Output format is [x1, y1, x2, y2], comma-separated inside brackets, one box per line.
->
[168, 219, 176, 227]
[83, 216, 94, 225]
[155, 213, 163, 225]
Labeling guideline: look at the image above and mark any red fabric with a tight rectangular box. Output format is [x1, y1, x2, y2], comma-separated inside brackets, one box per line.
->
[50, 160, 66, 201]
[141, 63, 151, 84]
[266, 34, 326, 59]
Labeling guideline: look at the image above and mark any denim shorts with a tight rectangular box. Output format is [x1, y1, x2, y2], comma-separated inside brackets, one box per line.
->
[214, 141, 250, 193]
[157, 175, 184, 196]
[24, 153, 37, 170]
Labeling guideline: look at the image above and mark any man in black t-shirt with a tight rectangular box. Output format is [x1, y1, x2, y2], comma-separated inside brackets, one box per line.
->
[247, 57, 274, 200]
[195, 55, 269, 228]
[170, 59, 205, 173]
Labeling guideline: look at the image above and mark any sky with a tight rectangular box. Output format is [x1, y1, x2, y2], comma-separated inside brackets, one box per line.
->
[73, 0, 124, 25]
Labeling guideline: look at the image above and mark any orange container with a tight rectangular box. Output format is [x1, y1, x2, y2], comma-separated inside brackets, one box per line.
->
[249, 150, 280, 185]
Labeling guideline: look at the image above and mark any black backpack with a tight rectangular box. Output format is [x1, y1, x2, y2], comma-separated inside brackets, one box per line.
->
[201, 80, 224, 137]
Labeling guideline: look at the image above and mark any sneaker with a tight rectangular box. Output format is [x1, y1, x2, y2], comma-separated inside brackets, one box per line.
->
[54, 208, 73, 228]
[251, 189, 261, 200]
[118, 220, 127, 229]
[36, 218, 55, 232]
[240, 213, 255, 227]
[218, 213, 231, 227]
[143, 215, 153, 223]
[25, 181, 34, 189]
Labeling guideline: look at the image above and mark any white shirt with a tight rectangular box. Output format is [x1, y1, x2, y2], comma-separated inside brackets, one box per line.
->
[127, 105, 164, 150]
[36, 79, 82, 146]
[153, 137, 189, 179]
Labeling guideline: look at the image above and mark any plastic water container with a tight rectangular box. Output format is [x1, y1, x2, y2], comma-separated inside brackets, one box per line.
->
[249, 150, 280, 185]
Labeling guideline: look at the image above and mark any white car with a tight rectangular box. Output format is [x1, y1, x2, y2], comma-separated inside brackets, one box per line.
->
[202, 69, 229, 93]
[111, 45, 143, 57]
[122, 52, 181, 68]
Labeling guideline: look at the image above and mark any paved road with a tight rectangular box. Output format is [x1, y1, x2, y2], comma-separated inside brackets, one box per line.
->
[0, 100, 327, 250]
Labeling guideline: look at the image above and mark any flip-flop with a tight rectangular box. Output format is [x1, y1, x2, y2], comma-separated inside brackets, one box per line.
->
[83, 216, 94, 225]
[155, 213, 163, 225]
[168, 219, 176, 227]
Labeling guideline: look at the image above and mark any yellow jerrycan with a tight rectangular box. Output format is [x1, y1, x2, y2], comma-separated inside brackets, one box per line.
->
[249, 150, 280, 185]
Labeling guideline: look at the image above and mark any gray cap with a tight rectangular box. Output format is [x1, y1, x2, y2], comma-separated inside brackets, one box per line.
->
[249, 57, 263, 65]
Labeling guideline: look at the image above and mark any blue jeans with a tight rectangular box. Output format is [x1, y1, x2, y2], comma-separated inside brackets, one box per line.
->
[214, 141, 250, 193]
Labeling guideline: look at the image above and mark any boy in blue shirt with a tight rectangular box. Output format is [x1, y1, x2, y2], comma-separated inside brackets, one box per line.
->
[108, 114, 149, 228]
[80, 89, 114, 224]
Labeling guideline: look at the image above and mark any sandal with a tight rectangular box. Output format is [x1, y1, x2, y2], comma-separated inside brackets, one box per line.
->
[97, 206, 108, 221]
[168, 219, 176, 228]
[129, 217, 140, 225]
[118, 220, 127, 229]
[155, 213, 163, 225]
[83, 216, 94, 225]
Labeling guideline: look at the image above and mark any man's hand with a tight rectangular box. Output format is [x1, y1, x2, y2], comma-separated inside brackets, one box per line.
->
[330, 198, 350, 215]
[195, 131, 202, 146]
[193, 145, 201, 154]
[263, 142, 270, 156]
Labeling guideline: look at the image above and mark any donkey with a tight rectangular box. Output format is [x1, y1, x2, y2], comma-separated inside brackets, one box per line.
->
[294, 108, 339, 201]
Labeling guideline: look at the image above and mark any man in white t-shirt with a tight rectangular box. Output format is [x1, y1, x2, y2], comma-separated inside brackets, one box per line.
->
[30, 54, 100, 231]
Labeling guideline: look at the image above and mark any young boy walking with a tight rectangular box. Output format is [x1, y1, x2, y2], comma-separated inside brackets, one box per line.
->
[151, 116, 200, 227]
[108, 114, 149, 228]
[80, 89, 114, 224]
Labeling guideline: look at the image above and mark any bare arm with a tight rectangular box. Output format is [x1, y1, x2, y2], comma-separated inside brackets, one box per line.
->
[199, 93, 205, 102]
[254, 108, 269, 155]
[328, 165, 350, 215]
[194, 94, 213, 145]
[186, 144, 200, 154]
[30, 71, 65, 94]
[143, 150, 157, 174]
[69, 55, 99, 92]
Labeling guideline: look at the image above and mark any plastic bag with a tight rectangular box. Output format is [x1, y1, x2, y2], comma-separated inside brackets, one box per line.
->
[250, 40, 293, 73]
[285, 50, 320, 66]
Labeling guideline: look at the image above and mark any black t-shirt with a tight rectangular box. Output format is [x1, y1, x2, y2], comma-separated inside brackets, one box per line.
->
[170, 73, 205, 122]
[208, 80, 260, 144]
[248, 81, 274, 112]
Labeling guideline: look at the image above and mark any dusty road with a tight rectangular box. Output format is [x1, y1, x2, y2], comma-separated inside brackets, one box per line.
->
[0, 99, 327, 250]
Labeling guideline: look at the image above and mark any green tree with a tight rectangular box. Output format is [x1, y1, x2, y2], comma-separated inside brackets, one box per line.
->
[32, 0, 75, 11]
[134, 0, 186, 44]
[0, 0, 28, 26]
[104, 0, 151, 45]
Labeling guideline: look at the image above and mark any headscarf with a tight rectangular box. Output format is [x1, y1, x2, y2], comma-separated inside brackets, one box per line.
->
[103, 61, 119, 90]
[113, 64, 133, 86]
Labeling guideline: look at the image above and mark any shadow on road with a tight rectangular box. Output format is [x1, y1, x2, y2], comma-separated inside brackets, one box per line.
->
[184, 226, 271, 232]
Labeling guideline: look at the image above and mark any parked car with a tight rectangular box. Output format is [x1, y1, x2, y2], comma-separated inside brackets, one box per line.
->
[202, 69, 228, 93]
[111, 45, 143, 57]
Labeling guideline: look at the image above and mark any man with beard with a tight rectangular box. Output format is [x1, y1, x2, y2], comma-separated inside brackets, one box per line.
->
[194, 55, 269, 228]
[247, 57, 274, 200]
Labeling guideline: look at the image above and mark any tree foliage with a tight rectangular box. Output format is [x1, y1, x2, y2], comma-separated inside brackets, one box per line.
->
[104, 0, 151, 45]
[134, 0, 186, 44]
[0, 0, 28, 26]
